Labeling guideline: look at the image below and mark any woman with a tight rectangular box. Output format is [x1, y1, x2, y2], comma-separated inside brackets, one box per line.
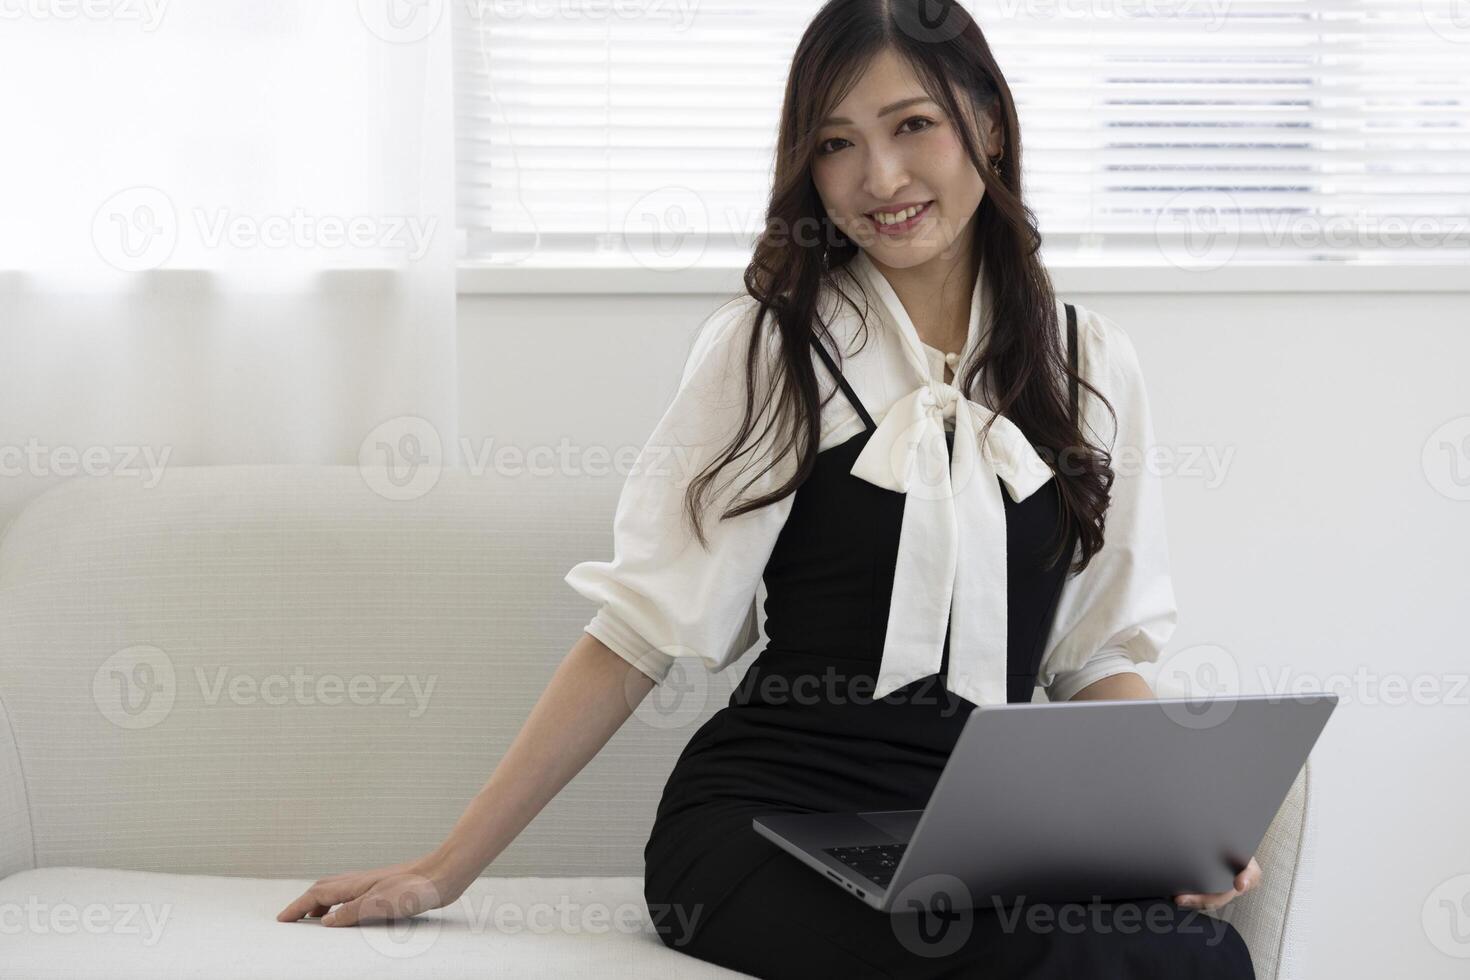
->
[277, 1, 1260, 976]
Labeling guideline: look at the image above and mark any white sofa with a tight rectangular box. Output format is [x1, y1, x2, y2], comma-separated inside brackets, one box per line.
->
[0, 465, 1315, 979]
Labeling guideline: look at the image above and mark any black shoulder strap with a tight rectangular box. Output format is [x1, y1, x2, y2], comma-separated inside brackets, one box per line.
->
[1065, 303, 1079, 423]
[808, 334, 877, 432]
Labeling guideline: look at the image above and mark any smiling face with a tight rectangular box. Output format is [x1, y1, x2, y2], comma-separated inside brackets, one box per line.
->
[812, 47, 1000, 272]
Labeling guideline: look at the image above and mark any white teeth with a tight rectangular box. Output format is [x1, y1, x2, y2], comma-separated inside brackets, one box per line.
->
[872, 203, 927, 225]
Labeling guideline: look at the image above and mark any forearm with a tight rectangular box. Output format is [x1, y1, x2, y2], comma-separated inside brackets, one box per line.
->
[1066, 669, 1154, 701]
[427, 632, 656, 894]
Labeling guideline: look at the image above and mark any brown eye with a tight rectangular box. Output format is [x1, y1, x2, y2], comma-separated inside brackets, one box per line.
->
[900, 116, 935, 134]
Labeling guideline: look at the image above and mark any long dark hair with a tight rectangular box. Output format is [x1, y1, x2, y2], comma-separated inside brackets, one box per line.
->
[683, 0, 1117, 575]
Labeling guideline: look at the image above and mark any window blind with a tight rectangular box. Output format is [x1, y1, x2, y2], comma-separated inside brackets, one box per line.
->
[453, 0, 1470, 268]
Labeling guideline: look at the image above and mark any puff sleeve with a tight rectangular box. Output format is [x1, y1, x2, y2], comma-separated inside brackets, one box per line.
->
[563, 296, 798, 684]
[1039, 305, 1179, 702]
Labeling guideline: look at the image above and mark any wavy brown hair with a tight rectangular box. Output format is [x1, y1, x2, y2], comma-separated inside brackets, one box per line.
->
[682, 0, 1117, 576]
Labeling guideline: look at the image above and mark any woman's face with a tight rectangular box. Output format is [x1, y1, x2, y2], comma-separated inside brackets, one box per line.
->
[811, 47, 999, 271]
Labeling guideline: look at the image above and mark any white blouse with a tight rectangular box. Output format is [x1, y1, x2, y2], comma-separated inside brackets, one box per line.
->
[564, 249, 1177, 704]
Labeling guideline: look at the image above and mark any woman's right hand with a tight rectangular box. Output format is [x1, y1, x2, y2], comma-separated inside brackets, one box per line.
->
[274, 850, 474, 927]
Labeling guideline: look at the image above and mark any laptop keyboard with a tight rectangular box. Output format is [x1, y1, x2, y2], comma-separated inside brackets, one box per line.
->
[822, 842, 907, 887]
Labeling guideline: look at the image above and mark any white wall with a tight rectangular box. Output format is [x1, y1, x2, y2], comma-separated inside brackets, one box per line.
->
[460, 284, 1470, 980]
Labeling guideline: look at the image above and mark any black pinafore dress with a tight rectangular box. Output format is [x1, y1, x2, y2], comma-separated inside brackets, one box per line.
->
[641, 307, 1255, 979]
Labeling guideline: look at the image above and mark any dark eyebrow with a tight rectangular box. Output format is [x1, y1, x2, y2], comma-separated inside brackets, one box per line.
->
[821, 96, 936, 128]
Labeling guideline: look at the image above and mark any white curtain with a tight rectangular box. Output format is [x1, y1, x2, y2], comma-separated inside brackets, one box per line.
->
[0, 2, 460, 528]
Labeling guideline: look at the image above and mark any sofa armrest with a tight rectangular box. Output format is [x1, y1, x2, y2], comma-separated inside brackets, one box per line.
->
[0, 687, 34, 880]
[1205, 758, 1313, 980]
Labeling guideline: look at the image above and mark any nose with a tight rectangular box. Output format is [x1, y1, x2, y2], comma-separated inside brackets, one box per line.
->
[861, 144, 912, 205]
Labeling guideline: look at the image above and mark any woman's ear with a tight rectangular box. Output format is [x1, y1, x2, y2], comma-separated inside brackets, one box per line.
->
[979, 106, 1004, 160]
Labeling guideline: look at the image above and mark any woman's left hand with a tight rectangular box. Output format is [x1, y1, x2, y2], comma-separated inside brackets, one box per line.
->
[1174, 856, 1262, 911]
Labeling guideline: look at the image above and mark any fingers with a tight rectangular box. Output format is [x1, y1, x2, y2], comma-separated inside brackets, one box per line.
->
[1175, 890, 1227, 910]
[276, 878, 363, 923]
[1235, 856, 1263, 895]
[319, 873, 443, 927]
[1174, 858, 1264, 911]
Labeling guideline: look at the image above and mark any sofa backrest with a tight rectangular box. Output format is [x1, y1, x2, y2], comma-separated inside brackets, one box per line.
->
[0, 464, 1284, 886]
[0, 464, 756, 880]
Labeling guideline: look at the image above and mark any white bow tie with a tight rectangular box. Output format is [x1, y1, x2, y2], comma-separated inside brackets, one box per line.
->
[843, 252, 1054, 705]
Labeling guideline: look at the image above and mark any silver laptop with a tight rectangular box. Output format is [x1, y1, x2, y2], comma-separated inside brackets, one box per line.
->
[752, 692, 1336, 913]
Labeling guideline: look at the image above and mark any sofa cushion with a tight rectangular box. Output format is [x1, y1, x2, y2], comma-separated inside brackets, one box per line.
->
[0, 867, 748, 979]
